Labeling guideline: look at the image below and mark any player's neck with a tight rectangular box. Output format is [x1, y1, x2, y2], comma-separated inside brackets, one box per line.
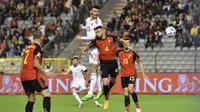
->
[101, 34, 107, 40]
[124, 48, 131, 52]
[90, 16, 97, 20]
[73, 64, 78, 67]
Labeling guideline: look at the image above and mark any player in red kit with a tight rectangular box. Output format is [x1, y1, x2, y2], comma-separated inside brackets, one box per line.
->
[82, 26, 130, 110]
[116, 38, 148, 112]
[21, 31, 56, 112]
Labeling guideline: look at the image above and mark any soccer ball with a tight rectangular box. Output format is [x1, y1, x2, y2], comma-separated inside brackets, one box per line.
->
[165, 26, 176, 37]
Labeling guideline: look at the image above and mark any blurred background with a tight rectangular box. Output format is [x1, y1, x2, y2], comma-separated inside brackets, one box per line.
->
[0, 0, 199, 74]
[0, 0, 199, 112]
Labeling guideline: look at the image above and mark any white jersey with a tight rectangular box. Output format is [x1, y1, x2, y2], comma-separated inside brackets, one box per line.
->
[82, 17, 103, 40]
[68, 64, 87, 81]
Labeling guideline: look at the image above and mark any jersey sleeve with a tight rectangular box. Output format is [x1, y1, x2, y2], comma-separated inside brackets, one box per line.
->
[112, 35, 120, 41]
[81, 65, 87, 72]
[81, 36, 95, 40]
[67, 67, 72, 74]
[88, 39, 97, 48]
[34, 45, 42, 60]
[97, 17, 103, 27]
[116, 49, 121, 57]
[133, 51, 141, 63]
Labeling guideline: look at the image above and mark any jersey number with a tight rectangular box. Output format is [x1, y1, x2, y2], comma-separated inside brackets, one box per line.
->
[24, 50, 30, 64]
[130, 76, 135, 81]
[123, 59, 128, 64]
[105, 46, 109, 51]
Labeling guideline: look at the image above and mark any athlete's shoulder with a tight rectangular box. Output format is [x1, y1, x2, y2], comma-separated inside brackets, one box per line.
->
[116, 48, 124, 56]
[78, 64, 86, 68]
[69, 66, 73, 70]
[86, 17, 90, 20]
[97, 17, 102, 21]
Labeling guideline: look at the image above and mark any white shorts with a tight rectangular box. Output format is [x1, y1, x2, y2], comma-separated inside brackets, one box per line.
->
[88, 47, 99, 65]
[70, 80, 87, 90]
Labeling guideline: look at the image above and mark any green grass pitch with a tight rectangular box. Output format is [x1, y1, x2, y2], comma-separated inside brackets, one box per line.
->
[0, 94, 199, 112]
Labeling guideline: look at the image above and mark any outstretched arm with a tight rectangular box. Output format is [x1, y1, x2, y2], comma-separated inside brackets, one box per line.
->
[138, 61, 149, 79]
[75, 35, 95, 40]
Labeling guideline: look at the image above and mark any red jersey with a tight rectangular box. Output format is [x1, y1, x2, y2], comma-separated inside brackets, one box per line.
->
[21, 43, 43, 81]
[89, 35, 119, 61]
[116, 49, 140, 77]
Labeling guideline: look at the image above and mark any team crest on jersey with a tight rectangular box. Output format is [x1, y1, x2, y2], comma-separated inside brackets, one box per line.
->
[128, 54, 132, 59]
[108, 40, 111, 44]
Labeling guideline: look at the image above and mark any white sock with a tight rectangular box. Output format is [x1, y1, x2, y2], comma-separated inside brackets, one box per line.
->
[72, 90, 82, 104]
[97, 73, 102, 91]
[94, 100, 100, 105]
[88, 73, 97, 94]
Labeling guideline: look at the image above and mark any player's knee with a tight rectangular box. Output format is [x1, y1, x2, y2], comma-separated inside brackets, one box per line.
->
[128, 88, 134, 94]
[41, 89, 51, 98]
[27, 94, 36, 102]
[43, 93, 51, 98]
[90, 64, 98, 73]
[90, 73, 97, 77]
[110, 77, 116, 83]
[123, 91, 129, 96]
[102, 78, 109, 85]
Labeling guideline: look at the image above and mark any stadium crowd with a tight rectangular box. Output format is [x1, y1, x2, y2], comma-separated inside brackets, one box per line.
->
[107, 0, 200, 50]
[0, 0, 86, 58]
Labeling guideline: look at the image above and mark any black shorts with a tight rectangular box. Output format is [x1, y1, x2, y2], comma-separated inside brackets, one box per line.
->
[100, 59, 118, 78]
[21, 78, 48, 94]
[121, 75, 137, 88]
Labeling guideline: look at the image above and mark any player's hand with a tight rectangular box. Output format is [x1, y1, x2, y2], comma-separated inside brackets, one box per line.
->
[82, 48, 87, 55]
[46, 72, 57, 78]
[143, 74, 149, 80]
[79, 24, 84, 30]
[75, 35, 82, 40]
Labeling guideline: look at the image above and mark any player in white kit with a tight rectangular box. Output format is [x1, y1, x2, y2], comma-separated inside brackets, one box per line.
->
[76, 5, 103, 101]
[59, 57, 102, 107]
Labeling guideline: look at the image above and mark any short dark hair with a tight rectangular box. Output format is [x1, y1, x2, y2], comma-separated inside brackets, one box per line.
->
[94, 26, 103, 30]
[124, 38, 132, 42]
[72, 57, 79, 60]
[33, 31, 42, 40]
[91, 5, 101, 10]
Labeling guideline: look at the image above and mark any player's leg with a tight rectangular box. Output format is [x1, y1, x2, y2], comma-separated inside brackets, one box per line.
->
[128, 76, 141, 112]
[71, 87, 84, 107]
[94, 72, 103, 100]
[26, 93, 36, 112]
[101, 66, 110, 109]
[79, 81, 102, 107]
[121, 77, 130, 112]
[88, 64, 97, 94]
[81, 52, 98, 100]
[22, 81, 35, 112]
[32, 78, 51, 112]
[108, 66, 118, 91]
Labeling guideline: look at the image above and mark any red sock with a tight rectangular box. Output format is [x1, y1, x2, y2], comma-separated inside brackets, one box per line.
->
[135, 103, 140, 108]
[125, 106, 130, 112]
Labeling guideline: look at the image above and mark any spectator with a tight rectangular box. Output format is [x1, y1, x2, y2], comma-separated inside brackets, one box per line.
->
[145, 34, 154, 50]
[175, 33, 182, 47]
[154, 26, 163, 47]
[45, 62, 53, 72]
[181, 34, 192, 50]
[107, 18, 116, 33]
